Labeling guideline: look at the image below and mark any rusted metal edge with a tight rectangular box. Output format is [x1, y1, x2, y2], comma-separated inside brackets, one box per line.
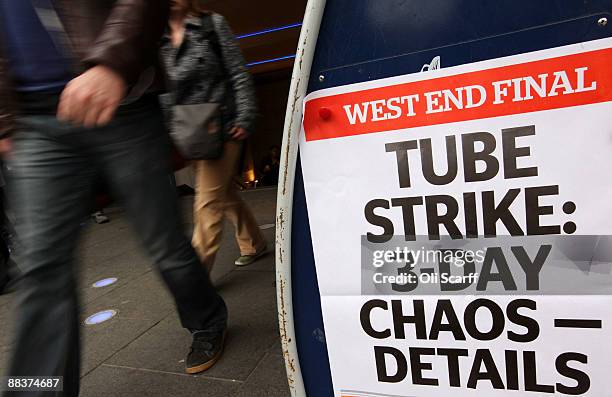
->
[275, 1, 327, 396]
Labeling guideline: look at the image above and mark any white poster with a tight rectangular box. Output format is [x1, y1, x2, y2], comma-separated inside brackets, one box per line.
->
[299, 38, 612, 396]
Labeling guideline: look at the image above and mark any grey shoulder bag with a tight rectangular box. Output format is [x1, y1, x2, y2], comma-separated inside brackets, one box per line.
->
[168, 14, 225, 160]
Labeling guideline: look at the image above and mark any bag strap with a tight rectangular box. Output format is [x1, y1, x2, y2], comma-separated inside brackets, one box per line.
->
[201, 13, 226, 78]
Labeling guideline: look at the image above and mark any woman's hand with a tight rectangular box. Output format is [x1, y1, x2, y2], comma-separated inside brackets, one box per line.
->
[230, 126, 249, 140]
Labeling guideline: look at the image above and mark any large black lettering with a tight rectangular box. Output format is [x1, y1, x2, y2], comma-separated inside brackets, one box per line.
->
[392, 299, 427, 340]
[502, 125, 538, 179]
[524, 351, 555, 393]
[464, 299, 505, 340]
[512, 245, 551, 291]
[505, 350, 520, 390]
[409, 348, 438, 386]
[525, 186, 561, 235]
[467, 349, 505, 389]
[477, 247, 518, 291]
[386, 140, 418, 188]
[360, 300, 391, 339]
[375, 346, 408, 383]
[506, 299, 540, 343]
[482, 189, 524, 236]
[419, 136, 458, 185]
[555, 352, 590, 395]
[463, 192, 479, 238]
[429, 300, 466, 340]
[425, 195, 462, 239]
[462, 132, 499, 182]
[391, 197, 423, 242]
[438, 348, 469, 387]
[365, 199, 393, 243]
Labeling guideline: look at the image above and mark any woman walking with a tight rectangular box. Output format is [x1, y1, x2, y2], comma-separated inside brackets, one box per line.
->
[163, 0, 267, 270]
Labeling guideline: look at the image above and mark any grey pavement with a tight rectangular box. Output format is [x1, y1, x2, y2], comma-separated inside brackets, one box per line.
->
[0, 187, 289, 397]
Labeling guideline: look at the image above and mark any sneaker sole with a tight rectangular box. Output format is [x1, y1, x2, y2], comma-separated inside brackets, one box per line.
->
[185, 332, 226, 375]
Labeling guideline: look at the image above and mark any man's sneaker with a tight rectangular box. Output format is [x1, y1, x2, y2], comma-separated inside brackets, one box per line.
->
[92, 211, 110, 224]
[234, 246, 268, 267]
[185, 329, 226, 374]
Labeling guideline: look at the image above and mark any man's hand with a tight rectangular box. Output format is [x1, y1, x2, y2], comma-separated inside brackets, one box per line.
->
[230, 126, 249, 140]
[57, 66, 127, 128]
[0, 138, 12, 159]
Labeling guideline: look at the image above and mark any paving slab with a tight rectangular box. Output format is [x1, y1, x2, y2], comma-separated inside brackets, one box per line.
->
[81, 317, 160, 375]
[78, 228, 143, 270]
[80, 364, 241, 397]
[80, 216, 134, 250]
[81, 271, 174, 322]
[0, 316, 158, 378]
[235, 188, 278, 225]
[106, 270, 280, 382]
[80, 252, 154, 305]
[235, 351, 290, 397]
[0, 299, 14, 349]
[0, 345, 9, 375]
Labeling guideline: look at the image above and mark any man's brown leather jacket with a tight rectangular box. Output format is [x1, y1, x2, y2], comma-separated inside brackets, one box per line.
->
[0, 0, 170, 138]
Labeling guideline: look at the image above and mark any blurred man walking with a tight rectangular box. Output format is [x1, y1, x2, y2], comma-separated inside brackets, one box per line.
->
[0, 1, 227, 395]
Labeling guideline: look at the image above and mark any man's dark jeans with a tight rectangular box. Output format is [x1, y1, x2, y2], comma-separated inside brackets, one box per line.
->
[3, 98, 227, 397]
